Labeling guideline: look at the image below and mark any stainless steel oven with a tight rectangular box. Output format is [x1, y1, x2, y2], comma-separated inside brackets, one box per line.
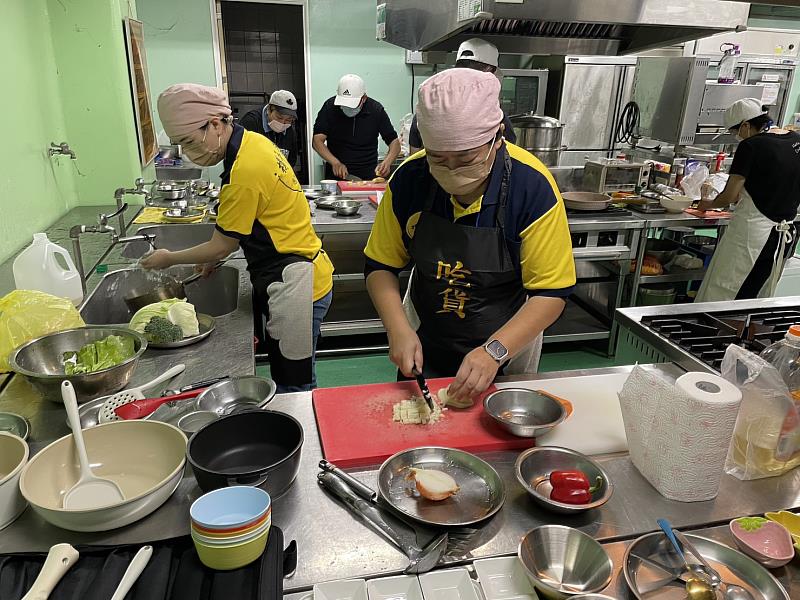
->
[500, 69, 548, 117]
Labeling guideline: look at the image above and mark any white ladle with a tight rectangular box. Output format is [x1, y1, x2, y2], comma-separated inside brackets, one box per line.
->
[62, 380, 125, 509]
[21, 543, 79, 600]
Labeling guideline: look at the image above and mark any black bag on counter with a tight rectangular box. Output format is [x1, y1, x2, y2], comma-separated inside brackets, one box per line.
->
[0, 526, 296, 600]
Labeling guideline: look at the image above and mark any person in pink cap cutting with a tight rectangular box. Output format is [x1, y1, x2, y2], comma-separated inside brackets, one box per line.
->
[364, 70, 575, 403]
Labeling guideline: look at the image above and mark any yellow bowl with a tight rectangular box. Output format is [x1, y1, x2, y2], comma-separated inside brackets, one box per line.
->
[765, 511, 800, 551]
[193, 526, 270, 570]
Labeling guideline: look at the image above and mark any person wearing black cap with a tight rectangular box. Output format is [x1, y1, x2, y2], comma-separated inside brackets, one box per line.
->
[696, 98, 800, 302]
[239, 90, 300, 169]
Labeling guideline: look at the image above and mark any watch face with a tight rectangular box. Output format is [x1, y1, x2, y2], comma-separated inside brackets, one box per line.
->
[486, 340, 508, 360]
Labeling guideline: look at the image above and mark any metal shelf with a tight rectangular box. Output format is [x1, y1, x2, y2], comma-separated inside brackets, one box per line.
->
[639, 268, 708, 283]
[321, 319, 385, 337]
[543, 300, 610, 344]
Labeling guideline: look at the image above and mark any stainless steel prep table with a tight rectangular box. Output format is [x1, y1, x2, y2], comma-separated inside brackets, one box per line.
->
[3, 365, 799, 594]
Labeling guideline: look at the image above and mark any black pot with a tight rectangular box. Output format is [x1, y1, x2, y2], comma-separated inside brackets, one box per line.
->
[187, 410, 303, 497]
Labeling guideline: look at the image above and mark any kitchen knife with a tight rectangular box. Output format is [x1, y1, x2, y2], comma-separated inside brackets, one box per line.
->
[411, 367, 436, 413]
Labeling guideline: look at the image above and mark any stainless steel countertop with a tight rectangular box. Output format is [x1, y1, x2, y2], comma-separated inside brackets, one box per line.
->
[616, 296, 800, 373]
[312, 201, 378, 234]
[636, 210, 732, 229]
[2, 364, 799, 591]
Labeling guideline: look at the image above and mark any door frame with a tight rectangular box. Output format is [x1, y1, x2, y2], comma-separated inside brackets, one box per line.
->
[215, 0, 313, 182]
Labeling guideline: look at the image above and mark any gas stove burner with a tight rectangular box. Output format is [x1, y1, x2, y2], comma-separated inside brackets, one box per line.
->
[641, 308, 800, 371]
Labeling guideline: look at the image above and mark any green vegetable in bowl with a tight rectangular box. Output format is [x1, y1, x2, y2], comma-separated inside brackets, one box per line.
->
[63, 335, 136, 375]
[144, 316, 183, 344]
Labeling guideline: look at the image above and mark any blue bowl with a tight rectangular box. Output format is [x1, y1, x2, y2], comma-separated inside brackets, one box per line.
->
[190, 486, 271, 529]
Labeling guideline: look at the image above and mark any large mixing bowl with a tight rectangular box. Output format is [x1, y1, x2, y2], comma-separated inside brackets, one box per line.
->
[8, 326, 147, 403]
[19, 420, 186, 532]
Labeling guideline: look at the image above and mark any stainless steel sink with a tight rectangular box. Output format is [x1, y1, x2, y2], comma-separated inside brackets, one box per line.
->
[121, 224, 216, 258]
[80, 266, 240, 324]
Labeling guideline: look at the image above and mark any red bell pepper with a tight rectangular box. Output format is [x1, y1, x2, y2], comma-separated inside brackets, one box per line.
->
[548, 470, 603, 505]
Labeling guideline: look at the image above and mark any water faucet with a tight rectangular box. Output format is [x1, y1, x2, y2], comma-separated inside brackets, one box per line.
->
[113, 178, 153, 235]
[68, 204, 157, 294]
[48, 142, 77, 159]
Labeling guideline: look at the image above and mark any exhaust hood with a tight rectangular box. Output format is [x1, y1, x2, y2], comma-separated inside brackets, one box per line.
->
[381, 0, 751, 56]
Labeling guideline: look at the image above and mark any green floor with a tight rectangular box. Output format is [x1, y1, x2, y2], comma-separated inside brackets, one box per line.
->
[256, 344, 618, 389]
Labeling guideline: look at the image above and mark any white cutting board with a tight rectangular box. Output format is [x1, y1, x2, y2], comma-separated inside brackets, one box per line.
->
[495, 372, 630, 455]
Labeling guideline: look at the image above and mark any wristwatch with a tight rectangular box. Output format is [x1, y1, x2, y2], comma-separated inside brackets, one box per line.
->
[483, 339, 509, 363]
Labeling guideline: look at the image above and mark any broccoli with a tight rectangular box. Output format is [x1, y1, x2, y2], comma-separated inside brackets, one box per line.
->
[143, 316, 183, 344]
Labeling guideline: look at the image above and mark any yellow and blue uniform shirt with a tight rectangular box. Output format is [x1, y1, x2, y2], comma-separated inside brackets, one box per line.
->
[364, 142, 575, 297]
[216, 124, 334, 301]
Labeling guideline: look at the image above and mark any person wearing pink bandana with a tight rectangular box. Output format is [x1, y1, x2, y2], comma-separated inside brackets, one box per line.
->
[364, 69, 576, 404]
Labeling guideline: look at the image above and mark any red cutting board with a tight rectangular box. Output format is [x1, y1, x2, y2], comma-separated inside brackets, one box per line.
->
[312, 378, 535, 468]
[337, 181, 387, 195]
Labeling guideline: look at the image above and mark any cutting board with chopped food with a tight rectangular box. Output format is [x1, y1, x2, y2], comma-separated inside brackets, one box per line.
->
[312, 378, 535, 468]
[337, 181, 387, 196]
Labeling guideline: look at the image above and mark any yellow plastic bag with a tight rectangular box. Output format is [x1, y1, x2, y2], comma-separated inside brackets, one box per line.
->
[0, 290, 85, 373]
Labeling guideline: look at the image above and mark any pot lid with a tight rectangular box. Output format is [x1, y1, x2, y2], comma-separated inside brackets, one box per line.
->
[509, 113, 562, 128]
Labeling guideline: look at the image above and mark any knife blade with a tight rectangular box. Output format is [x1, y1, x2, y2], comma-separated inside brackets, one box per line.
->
[411, 367, 436, 413]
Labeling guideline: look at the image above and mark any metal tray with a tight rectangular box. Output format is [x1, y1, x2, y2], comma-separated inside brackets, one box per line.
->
[623, 532, 789, 600]
[148, 313, 215, 349]
[377, 446, 505, 527]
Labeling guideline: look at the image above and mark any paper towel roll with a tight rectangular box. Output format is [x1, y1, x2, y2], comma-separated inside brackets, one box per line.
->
[675, 372, 742, 406]
[618, 368, 743, 502]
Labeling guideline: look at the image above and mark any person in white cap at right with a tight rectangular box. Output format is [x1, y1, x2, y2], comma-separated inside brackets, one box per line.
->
[695, 98, 800, 302]
[313, 74, 401, 181]
[407, 38, 517, 155]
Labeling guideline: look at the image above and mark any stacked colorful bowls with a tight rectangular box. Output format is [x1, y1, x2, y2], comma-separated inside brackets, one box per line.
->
[190, 486, 272, 570]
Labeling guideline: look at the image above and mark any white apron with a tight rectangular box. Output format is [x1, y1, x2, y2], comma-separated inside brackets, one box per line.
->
[695, 189, 793, 303]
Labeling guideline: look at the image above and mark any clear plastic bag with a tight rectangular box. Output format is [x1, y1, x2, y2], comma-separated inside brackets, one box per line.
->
[397, 112, 414, 157]
[679, 164, 709, 200]
[0, 290, 85, 372]
[721, 344, 800, 480]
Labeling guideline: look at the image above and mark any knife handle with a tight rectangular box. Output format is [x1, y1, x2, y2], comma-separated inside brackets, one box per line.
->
[319, 460, 377, 503]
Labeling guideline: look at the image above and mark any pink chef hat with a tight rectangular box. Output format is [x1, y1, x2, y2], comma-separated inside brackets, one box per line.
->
[157, 84, 232, 139]
[416, 69, 503, 152]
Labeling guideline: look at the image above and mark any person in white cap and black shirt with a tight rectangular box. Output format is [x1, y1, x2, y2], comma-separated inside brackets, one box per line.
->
[313, 74, 401, 181]
[239, 90, 300, 170]
[407, 38, 516, 155]
[695, 98, 800, 302]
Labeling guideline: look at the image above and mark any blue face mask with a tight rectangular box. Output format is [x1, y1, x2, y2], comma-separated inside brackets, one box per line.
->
[341, 105, 362, 118]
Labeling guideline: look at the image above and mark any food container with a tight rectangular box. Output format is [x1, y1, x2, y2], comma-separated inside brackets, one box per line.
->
[0, 432, 29, 530]
[320, 179, 339, 195]
[683, 234, 716, 249]
[8, 326, 147, 403]
[730, 517, 795, 568]
[332, 199, 362, 217]
[190, 486, 271, 529]
[511, 113, 564, 167]
[518, 525, 613, 599]
[637, 284, 676, 306]
[484, 389, 566, 438]
[192, 525, 270, 570]
[515, 446, 613, 515]
[659, 194, 693, 213]
[177, 410, 219, 435]
[154, 182, 189, 200]
[561, 192, 612, 212]
[644, 238, 679, 263]
[195, 376, 276, 416]
[187, 411, 303, 497]
[765, 511, 800, 551]
[0, 412, 30, 440]
[19, 420, 186, 532]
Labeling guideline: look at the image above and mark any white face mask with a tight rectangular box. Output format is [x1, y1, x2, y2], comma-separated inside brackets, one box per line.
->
[269, 120, 291, 134]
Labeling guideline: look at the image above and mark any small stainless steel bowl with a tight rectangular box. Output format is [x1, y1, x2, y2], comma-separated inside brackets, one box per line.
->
[332, 199, 361, 217]
[484, 388, 566, 438]
[315, 195, 340, 209]
[177, 410, 219, 435]
[196, 376, 277, 415]
[515, 446, 613, 515]
[8, 327, 147, 403]
[0, 412, 30, 440]
[519, 525, 613, 599]
[155, 182, 189, 200]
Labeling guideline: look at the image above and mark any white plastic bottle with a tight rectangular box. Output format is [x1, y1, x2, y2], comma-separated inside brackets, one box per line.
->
[12, 233, 84, 306]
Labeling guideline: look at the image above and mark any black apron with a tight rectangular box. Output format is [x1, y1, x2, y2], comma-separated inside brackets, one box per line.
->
[408, 147, 526, 377]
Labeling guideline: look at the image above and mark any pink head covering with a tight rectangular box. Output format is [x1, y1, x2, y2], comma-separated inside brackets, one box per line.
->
[416, 69, 503, 152]
[157, 84, 232, 139]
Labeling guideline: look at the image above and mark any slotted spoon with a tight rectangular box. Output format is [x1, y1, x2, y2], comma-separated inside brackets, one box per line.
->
[62, 380, 125, 510]
[98, 364, 185, 424]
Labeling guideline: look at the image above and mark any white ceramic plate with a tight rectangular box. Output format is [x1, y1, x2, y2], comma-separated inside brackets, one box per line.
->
[419, 568, 482, 600]
[367, 575, 424, 600]
[473, 557, 537, 600]
[314, 579, 369, 600]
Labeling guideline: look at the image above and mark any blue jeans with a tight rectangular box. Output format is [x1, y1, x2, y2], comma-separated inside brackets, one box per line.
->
[275, 290, 332, 394]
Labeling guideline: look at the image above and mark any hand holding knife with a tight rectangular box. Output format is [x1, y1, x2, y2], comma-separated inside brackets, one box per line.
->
[411, 367, 437, 413]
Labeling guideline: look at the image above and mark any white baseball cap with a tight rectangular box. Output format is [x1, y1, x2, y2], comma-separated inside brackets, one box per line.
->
[724, 97, 767, 130]
[334, 74, 366, 108]
[456, 38, 499, 69]
[269, 90, 298, 118]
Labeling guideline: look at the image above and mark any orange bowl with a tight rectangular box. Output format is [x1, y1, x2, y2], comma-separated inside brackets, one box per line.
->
[192, 507, 271, 536]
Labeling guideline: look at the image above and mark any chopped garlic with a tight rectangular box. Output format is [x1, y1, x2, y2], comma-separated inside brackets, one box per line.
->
[392, 396, 443, 425]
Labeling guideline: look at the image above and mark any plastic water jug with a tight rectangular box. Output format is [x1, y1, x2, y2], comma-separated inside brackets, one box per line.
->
[12, 233, 83, 306]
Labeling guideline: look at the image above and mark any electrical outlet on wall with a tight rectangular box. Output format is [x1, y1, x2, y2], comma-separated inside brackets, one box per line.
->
[405, 50, 425, 65]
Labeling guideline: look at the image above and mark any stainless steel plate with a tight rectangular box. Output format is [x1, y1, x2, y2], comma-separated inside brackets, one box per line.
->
[0, 412, 30, 440]
[624, 532, 789, 600]
[147, 313, 216, 349]
[377, 446, 505, 527]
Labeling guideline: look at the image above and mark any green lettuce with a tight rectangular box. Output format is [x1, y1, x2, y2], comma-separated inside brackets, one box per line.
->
[63, 334, 136, 375]
[129, 298, 185, 334]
